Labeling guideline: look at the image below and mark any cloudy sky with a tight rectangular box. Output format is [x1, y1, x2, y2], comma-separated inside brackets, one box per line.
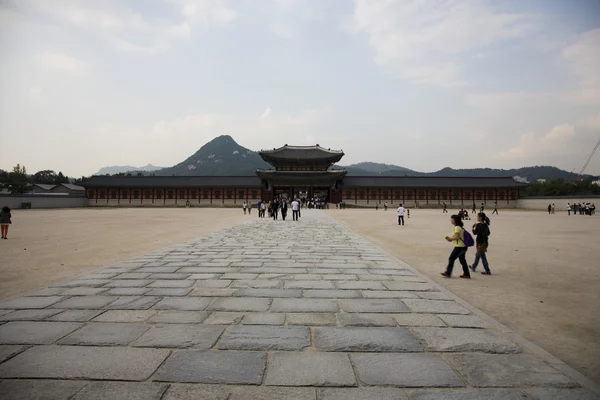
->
[1, 0, 599, 177]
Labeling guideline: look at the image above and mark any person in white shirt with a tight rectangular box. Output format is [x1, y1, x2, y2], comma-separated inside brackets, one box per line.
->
[291, 199, 300, 221]
[397, 204, 405, 225]
[242, 202, 247, 215]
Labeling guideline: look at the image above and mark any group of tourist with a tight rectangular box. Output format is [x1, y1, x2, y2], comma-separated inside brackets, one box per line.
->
[254, 198, 302, 221]
[565, 203, 595, 216]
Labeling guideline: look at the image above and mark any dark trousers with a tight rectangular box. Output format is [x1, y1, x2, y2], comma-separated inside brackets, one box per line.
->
[398, 215, 404, 225]
[492, 208, 498, 214]
[293, 210, 299, 221]
[446, 247, 470, 276]
[282, 210, 287, 220]
[273, 210, 278, 220]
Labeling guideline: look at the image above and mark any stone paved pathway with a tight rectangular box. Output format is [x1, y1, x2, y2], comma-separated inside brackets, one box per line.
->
[0, 211, 598, 399]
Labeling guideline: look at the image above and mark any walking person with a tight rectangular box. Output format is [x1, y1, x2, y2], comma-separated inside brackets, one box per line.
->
[397, 204, 405, 225]
[384, 202, 388, 211]
[442, 202, 448, 213]
[480, 203, 485, 213]
[242, 202, 247, 215]
[272, 199, 279, 220]
[551, 203, 555, 214]
[291, 199, 300, 221]
[567, 203, 571, 216]
[0, 206, 11, 239]
[472, 203, 476, 215]
[248, 203, 252, 215]
[492, 202, 498, 215]
[470, 212, 492, 275]
[440, 215, 471, 279]
[281, 200, 288, 221]
[547, 204, 552, 214]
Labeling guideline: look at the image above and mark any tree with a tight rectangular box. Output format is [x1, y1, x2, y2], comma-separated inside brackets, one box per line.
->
[4, 164, 32, 194]
[33, 169, 57, 184]
[54, 171, 69, 184]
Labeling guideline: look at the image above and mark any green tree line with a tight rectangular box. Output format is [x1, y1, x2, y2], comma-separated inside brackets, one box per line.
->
[0, 165, 75, 194]
[522, 178, 600, 197]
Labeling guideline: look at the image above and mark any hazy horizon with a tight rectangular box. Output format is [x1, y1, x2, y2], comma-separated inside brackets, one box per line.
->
[1, 0, 599, 177]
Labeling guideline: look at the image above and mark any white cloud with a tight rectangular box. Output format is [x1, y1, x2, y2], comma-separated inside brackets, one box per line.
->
[28, 86, 42, 100]
[351, 0, 536, 87]
[260, 107, 272, 119]
[36, 51, 87, 74]
[498, 123, 575, 160]
[171, 0, 237, 26]
[562, 28, 600, 105]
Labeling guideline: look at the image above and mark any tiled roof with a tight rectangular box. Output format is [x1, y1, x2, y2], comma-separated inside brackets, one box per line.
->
[33, 184, 56, 190]
[81, 176, 263, 188]
[259, 145, 344, 163]
[341, 176, 527, 188]
[59, 183, 85, 191]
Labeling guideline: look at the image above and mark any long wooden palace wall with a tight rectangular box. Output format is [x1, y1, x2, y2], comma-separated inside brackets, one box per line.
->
[85, 186, 520, 208]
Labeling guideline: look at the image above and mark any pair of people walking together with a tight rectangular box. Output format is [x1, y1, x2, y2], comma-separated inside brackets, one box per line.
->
[441, 212, 491, 278]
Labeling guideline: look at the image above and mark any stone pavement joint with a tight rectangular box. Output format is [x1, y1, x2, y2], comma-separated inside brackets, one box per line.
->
[0, 210, 596, 399]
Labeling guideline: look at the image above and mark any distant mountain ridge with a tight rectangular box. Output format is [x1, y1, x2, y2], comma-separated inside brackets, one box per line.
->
[94, 164, 163, 176]
[97, 135, 596, 182]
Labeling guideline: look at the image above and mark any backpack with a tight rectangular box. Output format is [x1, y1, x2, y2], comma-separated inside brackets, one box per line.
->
[461, 227, 475, 247]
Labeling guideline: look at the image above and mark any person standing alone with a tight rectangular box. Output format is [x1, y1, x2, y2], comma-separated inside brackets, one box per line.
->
[397, 204, 405, 225]
[442, 202, 448, 213]
[0, 206, 11, 239]
[291, 199, 300, 221]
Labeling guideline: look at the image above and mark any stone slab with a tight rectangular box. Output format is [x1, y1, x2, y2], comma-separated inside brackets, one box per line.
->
[58, 322, 148, 346]
[337, 313, 397, 327]
[526, 388, 600, 400]
[0, 345, 170, 380]
[265, 352, 356, 387]
[0, 321, 81, 344]
[51, 279, 111, 288]
[218, 326, 310, 350]
[49, 296, 117, 309]
[303, 290, 362, 299]
[104, 296, 161, 310]
[351, 353, 463, 387]
[413, 327, 521, 353]
[340, 299, 409, 313]
[437, 315, 490, 328]
[93, 310, 157, 323]
[161, 384, 230, 400]
[61, 287, 108, 296]
[229, 386, 317, 400]
[383, 282, 434, 291]
[103, 280, 153, 288]
[48, 310, 104, 322]
[133, 324, 224, 348]
[0, 309, 62, 321]
[116, 272, 152, 279]
[0, 345, 28, 363]
[145, 288, 192, 296]
[72, 382, 169, 400]
[0, 380, 88, 400]
[394, 314, 446, 327]
[148, 310, 208, 324]
[153, 297, 213, 311]
[242, 313, 286, 325]
[235, 288, 302, 298]
[203, 312, 245, 324]
[335, 281, 385, 290]
[314, 327, 422, 352]
[207, 298, 271, 312]
[195, 280, 233, 288]
[361, 291, 419, 299]
[271, 299, 339, 313]
[152, 350, 266, 384]
[318, 387, 407, 400]
[189, 288, 238, 297]
[148, 273, 191, 280]
[402, 299, 470, 315]
[417, 291, 453, 300]
[284, 281, 335, 289]
[106, 288, 151, 296]
[231, 280, 281, 289]
[23, 287, 65, 296]
[148, 280, 194, 288]
[0, 296, 64, 310]
[445, 353, 576, 387]
[287, 313, 336, 326]
[410, 389, 528, 400]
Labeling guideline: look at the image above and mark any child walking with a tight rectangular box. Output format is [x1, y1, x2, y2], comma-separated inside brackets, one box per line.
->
[470, 212, 491, 275]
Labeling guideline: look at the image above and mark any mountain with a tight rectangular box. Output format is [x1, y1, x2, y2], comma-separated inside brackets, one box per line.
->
[156, 135, 270, 176]
[346, 162, 417, 175]
[96, 135, 596, 181]
[94, 164, 163, 176]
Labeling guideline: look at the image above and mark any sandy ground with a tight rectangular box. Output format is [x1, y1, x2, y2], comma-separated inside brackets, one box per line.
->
[0, 208, 248, 300]
[328, 208, 600, 382]
[1, 207, 598, 382]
